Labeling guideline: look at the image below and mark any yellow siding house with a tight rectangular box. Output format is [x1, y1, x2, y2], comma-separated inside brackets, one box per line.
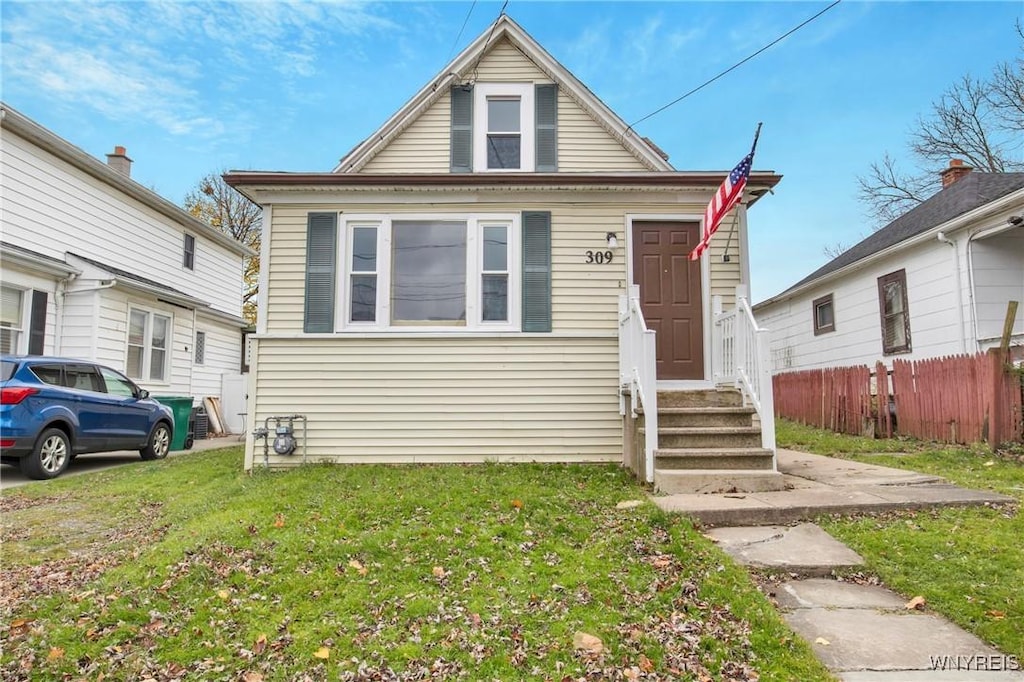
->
[227, 16, 784, 493]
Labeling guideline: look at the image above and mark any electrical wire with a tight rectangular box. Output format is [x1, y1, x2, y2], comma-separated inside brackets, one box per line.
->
[446, 0, 478, 65]
[469, 0, 510, 83]
[627, 0, 843, 131]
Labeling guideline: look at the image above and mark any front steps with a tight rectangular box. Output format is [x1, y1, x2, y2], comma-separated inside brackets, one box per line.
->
[637, 389, 784, 494]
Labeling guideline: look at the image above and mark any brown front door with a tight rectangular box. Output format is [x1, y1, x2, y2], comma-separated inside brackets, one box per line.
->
[632, 221, 704, 380]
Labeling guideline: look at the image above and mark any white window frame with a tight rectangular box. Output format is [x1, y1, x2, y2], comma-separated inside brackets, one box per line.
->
[0, 284, 29, 354]
[473, 83, 535, 173]
[338, 213, 521, 332]
[126, 306, 172, 383]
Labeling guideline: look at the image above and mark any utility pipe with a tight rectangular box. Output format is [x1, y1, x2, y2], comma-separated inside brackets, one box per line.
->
[936, 232, 967, 354]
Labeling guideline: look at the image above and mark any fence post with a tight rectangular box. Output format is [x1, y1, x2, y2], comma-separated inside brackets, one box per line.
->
[987, 348, 1006, 449]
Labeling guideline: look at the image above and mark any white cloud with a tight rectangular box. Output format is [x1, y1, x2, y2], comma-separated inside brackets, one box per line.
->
[1, 0, 395, 138]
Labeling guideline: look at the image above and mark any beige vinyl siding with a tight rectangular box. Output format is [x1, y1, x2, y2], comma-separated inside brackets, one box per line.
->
[246, 336, 620, 468]
[708, 208, 742, 308]
[265, 201, 740, 334]
[557, 91, 648, 171]
[360, 38, 648, 174]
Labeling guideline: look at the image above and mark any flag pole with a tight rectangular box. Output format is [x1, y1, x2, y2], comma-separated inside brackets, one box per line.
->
[722, 122, 763, 261]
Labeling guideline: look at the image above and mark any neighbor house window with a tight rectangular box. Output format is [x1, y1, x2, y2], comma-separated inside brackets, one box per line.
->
[183, 233, 196, 270]
[127, 308, 171, 381]
[878, 269, 911, 354]
[342, 214, 518, 330]
[0, 285, 24, 354]
[473, 83, 534, 172]
[812, 293, 835, 335]
[195, 330, 206, 365]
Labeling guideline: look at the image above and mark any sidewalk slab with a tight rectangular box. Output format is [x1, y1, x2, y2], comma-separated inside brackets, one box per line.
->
[775, 579, 906, 610]
[841, 671, 1024, 682]
[652, 450, 1014, 526]
[784, 607, 1011, 673]
[777, 449, 945, 487]
[706, 524, 863, 576]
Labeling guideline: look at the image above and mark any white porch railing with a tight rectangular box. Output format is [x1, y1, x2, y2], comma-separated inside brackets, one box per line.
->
[713, 285, 777, 459]
[618, 285, 657, 483]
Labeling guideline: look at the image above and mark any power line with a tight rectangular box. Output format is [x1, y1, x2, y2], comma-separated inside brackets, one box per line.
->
[446, 0, 478, 64]
[470, 0, 510, 82]
[627, 0, 843, 131]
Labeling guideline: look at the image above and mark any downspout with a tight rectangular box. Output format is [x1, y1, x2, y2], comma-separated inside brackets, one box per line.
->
[965, 231, 981, 352]
[53, 274, 79, 355]
[936, 232, 967, 353]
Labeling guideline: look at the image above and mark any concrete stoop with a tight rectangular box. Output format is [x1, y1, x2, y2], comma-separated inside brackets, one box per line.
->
[641, 388, 784, 494]
[706, 524, 1024, 681]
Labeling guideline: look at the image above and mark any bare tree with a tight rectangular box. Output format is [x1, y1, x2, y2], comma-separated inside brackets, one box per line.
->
[184, 172, 260, 324]
[856, 24, 1024, 233]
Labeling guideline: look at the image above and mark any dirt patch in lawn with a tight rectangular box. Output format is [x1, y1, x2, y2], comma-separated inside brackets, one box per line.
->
[0, 497, 165, 617]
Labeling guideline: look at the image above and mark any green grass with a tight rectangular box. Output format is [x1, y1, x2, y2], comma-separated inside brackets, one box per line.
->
[778, 419, 1023, 658]
[0, 448, 831, 681]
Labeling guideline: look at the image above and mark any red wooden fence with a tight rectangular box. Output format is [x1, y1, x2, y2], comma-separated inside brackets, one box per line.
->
[773, 365, 873, 436]
[774, 349, 1023, 447]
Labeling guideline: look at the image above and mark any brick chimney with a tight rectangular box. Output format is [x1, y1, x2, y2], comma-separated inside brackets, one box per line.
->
[940, 159, 972, 188]
[105, 146, 132, 177]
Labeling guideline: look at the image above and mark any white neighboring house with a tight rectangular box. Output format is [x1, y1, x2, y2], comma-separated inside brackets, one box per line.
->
[754, 161, 1024, 373]
[0, 103, 255, 431]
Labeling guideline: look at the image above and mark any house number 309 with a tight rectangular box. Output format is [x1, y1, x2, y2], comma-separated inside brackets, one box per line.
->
[585, 250, 614, 264]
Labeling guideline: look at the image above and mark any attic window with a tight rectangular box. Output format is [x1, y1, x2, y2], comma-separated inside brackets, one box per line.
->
[486, 98, 521, 169]
[474, 83, 534, 172]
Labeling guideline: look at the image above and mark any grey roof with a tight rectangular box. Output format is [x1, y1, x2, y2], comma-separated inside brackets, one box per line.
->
[765, 172, 1024, 302]
[68, 253, 205, 305]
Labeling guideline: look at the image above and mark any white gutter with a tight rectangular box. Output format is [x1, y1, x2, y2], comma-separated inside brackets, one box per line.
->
[936, 231, 966, 353]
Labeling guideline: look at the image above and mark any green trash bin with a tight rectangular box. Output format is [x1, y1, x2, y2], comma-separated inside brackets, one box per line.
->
[153, 396, 194, 451]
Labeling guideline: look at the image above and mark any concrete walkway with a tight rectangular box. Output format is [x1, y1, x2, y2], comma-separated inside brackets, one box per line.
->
[670, 452, 1021, 680]
[653, 448, 1014, 526]
[707, 523, 1023, 681]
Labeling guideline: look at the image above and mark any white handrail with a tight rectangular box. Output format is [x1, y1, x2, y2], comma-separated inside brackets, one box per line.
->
[618, 285, 657, 482]
[714, 286, 776, 459]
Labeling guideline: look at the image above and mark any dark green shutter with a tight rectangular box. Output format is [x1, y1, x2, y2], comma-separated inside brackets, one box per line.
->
[304, 213, 337, 333]
[28, 290, 47, 355]
[535, 84, 558, 172]
[521, 211, 552, 332]
[450, 85, 473, 173]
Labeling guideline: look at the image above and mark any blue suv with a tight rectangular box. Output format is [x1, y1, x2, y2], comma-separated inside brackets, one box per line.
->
[0, 356, 174, 480]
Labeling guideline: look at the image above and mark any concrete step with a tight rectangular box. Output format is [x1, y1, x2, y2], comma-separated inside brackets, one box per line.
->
[656, 389, 744, 408]
[642, 426, 763, 449]
[654, 469, 786, 494]
[640, 406, 756, 428]
[655, 447, 775, 470]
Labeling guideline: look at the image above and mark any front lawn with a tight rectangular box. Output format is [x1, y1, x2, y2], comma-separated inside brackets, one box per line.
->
[778, 420, 1023, 658]
[0, 448, 829, 681]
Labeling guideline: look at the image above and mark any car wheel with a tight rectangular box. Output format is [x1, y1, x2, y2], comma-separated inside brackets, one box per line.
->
[140, 422, 172, 461]
[20, 427, 72, 480]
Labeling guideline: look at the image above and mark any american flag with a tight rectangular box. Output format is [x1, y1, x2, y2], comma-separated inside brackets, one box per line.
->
[689, 151, 754, 261]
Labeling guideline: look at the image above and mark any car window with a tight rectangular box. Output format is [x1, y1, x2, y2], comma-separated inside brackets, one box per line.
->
[1, 360, 17, 381]
[64, 365, 103, 392]
[100, 367, 136, 397]
[30, 364, 64, 386]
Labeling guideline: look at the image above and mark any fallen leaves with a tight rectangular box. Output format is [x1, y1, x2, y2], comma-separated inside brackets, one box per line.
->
[987, 609, 1006, 620]
[347, 559, 368, 576]
[814, 637, 831, 646]
[905, 595, 926, 610]
[572, 631, 604, 654]
[273, 513, 286, 528]
[313, 646, 330, 660]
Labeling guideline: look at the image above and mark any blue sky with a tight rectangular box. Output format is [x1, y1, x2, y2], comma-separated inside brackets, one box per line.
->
[3, 1, 1022, 301]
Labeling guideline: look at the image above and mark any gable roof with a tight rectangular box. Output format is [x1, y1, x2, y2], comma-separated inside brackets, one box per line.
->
[333, 15, 674, 174]
[756, 172, 1024, 307]
[0, 102, 256, 259]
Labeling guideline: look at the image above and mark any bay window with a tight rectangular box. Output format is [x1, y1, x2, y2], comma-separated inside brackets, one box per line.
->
[341, 214, 519, 330]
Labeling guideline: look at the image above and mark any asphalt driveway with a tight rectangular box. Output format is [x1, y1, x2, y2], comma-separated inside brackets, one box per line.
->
[0, 436, 241, 490]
